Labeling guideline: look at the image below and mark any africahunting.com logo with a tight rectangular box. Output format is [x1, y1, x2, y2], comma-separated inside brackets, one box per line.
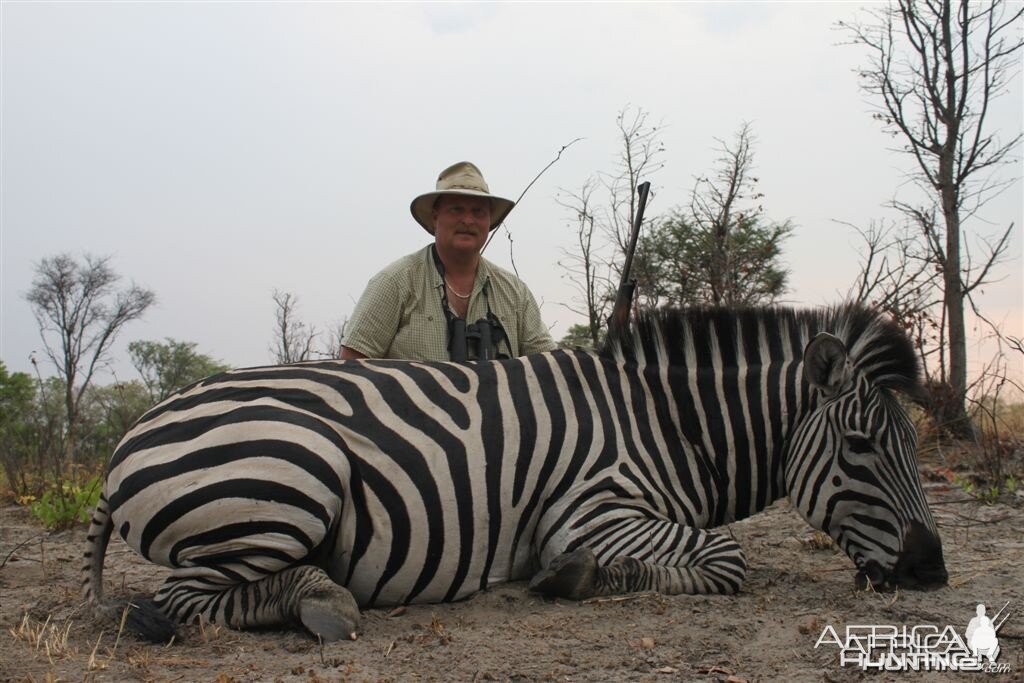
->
[815, 601, 1012, 673]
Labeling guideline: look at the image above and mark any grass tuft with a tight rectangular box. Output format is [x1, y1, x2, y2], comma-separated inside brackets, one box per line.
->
[9, 613, 77, 662]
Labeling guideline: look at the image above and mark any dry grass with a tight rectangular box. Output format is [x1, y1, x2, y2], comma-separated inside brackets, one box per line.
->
[912, 399, 1023, 500]
[797, 529, 836, 551]
[426, 613, 452, 645]
[8, 613, 77, 665]
[985, 400, 1024, 434]
[85, 632, 109, 674]
[7, 613, 126, 681]
[196, 615, 225, 644]
[6, 602, 179, 680]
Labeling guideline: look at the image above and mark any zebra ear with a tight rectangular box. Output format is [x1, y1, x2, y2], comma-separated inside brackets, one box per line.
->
[804, 333, 850, 396]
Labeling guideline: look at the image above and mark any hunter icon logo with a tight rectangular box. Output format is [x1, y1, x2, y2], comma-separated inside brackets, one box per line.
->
[966, 602, 1009, 663]
[815, 599, 1014, 673]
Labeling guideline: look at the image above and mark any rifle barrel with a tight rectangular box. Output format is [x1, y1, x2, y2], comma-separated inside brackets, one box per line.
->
[617, 181, 651, 292]
[993, 601, 1011, 631]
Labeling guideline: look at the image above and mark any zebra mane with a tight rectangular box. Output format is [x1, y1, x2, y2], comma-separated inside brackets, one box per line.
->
[601, 303, 921, 395]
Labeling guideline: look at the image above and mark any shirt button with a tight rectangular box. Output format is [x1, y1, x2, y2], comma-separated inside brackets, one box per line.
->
[427, 316, 433, 321]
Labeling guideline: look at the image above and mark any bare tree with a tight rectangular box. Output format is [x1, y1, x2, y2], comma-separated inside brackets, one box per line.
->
[695, 124, 756, 305]
[842, 0, 1023, 436]
[602, 106, 666, 285]
[322, 318, 349, 360]
[556, 178, 612, 347]
[845, 212, 1020, 437]
[271, 290, 318, 364]
[25, 254, 155, 467]
[692, 122, 794, 305]
[557, 105, 665, 346]
[632, 123, 791, 309]
[844, 220, 944, 382]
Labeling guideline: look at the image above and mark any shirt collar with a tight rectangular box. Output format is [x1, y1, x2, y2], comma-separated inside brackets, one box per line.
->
[426, 244, 491, 294]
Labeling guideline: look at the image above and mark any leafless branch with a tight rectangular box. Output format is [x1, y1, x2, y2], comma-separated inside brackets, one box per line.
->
[482, 137, 584, 254]
[271, 290, 318, 364]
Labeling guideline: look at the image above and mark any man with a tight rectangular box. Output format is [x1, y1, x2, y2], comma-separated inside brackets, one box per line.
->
[341, 161, 555, 362]
[966, 603, 1000, 663]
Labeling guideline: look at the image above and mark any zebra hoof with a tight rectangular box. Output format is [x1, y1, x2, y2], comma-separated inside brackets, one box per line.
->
[299, 587, 361, 642]
[528, 547, 598, 600]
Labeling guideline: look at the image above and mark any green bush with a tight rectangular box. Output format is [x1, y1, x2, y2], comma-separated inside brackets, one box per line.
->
[25, 476, 102, 530]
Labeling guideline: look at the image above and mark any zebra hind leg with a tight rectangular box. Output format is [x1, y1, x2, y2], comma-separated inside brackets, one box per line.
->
[531, 519, 748, 599]
[155, 565, 361, 642]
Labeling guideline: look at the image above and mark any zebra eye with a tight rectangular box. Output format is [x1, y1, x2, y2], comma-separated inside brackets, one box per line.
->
[845, 434, 875, 456]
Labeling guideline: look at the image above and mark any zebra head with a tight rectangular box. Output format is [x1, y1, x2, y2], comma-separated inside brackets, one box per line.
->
[785, 330, 947, 591]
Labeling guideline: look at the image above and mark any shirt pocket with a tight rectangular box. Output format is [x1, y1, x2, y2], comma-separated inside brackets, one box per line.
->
[387, 312, 448, 362]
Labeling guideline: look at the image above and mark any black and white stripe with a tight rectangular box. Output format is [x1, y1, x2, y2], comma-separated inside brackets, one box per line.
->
[83, 303, 945, 641]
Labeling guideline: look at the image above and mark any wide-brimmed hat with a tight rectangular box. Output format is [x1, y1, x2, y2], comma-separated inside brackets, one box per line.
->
[410, 161, 515, 234]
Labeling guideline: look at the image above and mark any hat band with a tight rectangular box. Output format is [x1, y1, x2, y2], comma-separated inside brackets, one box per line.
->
[444, 183, 488, 193]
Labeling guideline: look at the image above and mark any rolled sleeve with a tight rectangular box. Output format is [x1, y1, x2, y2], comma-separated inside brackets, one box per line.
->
[516, 284, 557, 356]
[343, 271, 404, 359]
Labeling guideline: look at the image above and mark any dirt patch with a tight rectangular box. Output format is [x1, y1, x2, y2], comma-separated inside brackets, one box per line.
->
[2, 474, 1022, 682]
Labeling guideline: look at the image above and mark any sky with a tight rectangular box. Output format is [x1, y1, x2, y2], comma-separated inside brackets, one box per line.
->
[2, 2, 1021, 390]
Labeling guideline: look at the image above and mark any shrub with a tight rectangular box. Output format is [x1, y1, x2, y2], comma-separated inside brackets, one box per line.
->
[24, 476, 102, 530]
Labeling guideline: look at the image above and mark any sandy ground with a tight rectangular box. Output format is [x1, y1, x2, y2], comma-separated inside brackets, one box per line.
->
[2, 463, 1022, 682]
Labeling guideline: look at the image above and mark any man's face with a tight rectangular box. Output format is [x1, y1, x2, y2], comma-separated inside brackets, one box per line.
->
[432, 194, 491, 255]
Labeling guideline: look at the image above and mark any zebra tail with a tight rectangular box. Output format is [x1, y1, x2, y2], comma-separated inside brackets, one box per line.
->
[82, 493, 177, 644]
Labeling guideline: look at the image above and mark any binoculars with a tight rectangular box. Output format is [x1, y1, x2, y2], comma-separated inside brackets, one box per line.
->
[448, 316, 507, 361]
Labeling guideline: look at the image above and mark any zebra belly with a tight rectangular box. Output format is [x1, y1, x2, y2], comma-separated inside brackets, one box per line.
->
[327, 501, 538, 607]
[341, 549, 535, 606]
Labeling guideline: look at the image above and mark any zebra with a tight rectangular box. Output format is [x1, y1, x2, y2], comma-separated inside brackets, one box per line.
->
[83, 303, 947, 642]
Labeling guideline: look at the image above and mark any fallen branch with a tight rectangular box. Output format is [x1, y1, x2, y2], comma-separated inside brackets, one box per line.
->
[581, 591, 660, 605]
[938, 513, 1011, 528]
[0, 533, 46, 569]
[946, 556, 1017, 565]
[807, 566, 853, 574]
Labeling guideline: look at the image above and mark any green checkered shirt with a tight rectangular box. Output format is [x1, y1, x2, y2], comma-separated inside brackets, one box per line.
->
[344, 245, 556, 361]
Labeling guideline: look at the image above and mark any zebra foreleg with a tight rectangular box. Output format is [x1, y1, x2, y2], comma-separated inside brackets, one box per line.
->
[531, 519, 747, 599]
[154, 565, 360, 641]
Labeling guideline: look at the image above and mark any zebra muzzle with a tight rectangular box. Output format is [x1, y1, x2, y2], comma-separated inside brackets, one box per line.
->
[854, 561, 889, 591]
[892, 521, 948, 590]
[854, 522, 948, 592]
